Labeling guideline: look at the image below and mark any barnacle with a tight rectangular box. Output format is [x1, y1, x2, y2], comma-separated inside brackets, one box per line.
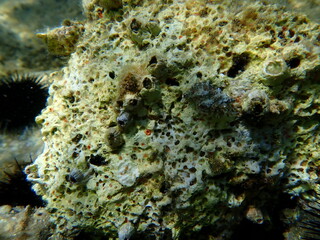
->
[106, 126, 125, 149]
[262, 58, 288, 86]
[242, 90, 270, 118]
[129, 18, 161, 48]
[122, 95, 141, 112]
[142, 76, 154, 90]
[116, 111, 131, 128]
[263, 58, 287, 77]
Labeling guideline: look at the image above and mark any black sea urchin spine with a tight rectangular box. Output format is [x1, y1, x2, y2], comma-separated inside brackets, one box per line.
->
[300, 194, 320, 240]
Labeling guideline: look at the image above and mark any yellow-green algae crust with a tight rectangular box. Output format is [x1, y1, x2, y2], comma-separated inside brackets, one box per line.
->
[26, 0, 320, 239]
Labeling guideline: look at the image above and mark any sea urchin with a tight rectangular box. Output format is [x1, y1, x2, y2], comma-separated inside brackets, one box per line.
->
[0, 74, 48, 131]
[0, 158, 44, 207]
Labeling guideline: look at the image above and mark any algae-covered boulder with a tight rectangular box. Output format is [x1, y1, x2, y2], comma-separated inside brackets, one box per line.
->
[26, 0, 320, 239]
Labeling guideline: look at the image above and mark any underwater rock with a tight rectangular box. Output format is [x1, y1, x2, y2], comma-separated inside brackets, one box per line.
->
[26, 0, 320, 239]
[37, 22, 85, 56]
[0, 205, 52, 240]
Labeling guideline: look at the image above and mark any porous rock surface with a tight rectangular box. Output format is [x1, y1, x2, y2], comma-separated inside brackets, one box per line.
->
[26, 0, 320, 239]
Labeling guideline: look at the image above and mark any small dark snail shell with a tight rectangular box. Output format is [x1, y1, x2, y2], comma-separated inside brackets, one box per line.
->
[66, 168, 91, 184]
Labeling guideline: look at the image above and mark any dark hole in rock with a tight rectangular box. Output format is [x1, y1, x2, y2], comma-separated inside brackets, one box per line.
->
[109, 122, 117, 127]
[109, 71, 115, 79]
[149, 56, 158, 65]
[89, 154, 108, 166]
[196, 72, 202, 78]
[227, 53, 250, 78]
[165, 77, 179, 86]
[286, 57, 300, 69]
[130, 18, 141, 32]
[128, 98, 138, 106]
[186, 146, 194, 153]
[143, 77, 153, 89]
[288, 29, 295, 38]
[160, 181, 170, 193]
[252, 103, 264, 116]
[277, 31, 285, 39]
[67, 95, 75, 103]
[294, 36, 300, 43]
[219, 21, 228, 26]
[117, 100, 123, 107]
[72, 134, 83, 143]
